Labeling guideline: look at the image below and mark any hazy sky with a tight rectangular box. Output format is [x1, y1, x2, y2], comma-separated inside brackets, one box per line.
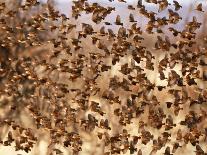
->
[40, 0, 205, 28]
[41, 0, 199, 5]
[53, 0, 197, 5]
[53, 0, 202, 15]
[38, 0, 203, 11]
[51, 0, 201, 16]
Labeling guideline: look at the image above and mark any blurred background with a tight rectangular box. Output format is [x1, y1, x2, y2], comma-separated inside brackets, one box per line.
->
[0, 0, 207, 155]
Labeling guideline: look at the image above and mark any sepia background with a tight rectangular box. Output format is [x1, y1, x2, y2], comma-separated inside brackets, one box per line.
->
[0, 0, 207, 155]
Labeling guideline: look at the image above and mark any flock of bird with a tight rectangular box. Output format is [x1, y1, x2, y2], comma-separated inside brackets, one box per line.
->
[0, 0, 207, 155]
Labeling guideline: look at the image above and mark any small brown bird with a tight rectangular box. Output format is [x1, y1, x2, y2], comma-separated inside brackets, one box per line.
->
[137, 0, 143, 8]
[118, 0, 126, 3]
[128, 5, 135, 10]
[158, 0, 170, 12]
[115, 15, 123, 26]
[195, 3, 204, 12]
[173, 1, 182, 11]
[129, 13, 137, 22]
